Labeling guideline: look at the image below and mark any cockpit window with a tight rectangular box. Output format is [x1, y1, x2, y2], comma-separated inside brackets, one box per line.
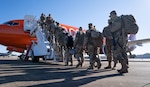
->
[13, 22, 19, 26]
[3, 21, 13, 25]
[3, 21, 19, 26]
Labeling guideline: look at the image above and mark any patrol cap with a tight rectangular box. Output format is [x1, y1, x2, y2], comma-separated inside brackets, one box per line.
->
[109, 10, 117, 17]
[79, 27, 82, 31]
[56, 21, 59, 25]
[88, 23, 93, 26]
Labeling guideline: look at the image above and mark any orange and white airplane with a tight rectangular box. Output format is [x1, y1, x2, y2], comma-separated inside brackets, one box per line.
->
[0, 18, 150, 59]
[0, 19, 81, 58]
[0, 20, 37, 53]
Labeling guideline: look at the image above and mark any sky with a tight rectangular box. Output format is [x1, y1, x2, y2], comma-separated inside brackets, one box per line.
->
[0, 0, 150, 55]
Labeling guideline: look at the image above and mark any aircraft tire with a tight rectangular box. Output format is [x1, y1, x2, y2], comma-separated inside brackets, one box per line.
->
[34, 56, 39, 62]
[31, 50, 36, 62]
[30, 50, 40, 62]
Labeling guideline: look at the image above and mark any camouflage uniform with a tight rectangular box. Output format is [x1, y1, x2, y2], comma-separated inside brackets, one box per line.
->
[64, 48, 73, 66]
[74, 27, 85, 68]
[103, 25, 113, 69]
[103, 20, 117, 69]
[109, 11, 128, 73]
[57, 29, 68, 62]
[65, 35, 74, 66]
[46, 14, 53, 26]
[45, 14, 54, 40]
[83, 23, 101, 69]
[40, 13, 46, 29]
[55, 22, 62, 46]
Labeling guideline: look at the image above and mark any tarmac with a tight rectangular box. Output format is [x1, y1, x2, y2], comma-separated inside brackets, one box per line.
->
[0, 56, 150, 87]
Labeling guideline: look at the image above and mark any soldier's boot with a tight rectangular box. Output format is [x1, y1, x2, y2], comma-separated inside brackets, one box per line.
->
[64, 62, 68, 66]
[87, 62, 94, 70]
[104, 61, 112, 69]
[96, 57, 101, 69]
[118, 59, 128, 73]
[76, 59, 81, 68]
[70, 58, 73, 66]
[70, 61, 73, 66]
[68, 56, 73, 66]
[112, 62, 117, 70]
[80, 57, 84, 67]
[87, 65, 93, 70]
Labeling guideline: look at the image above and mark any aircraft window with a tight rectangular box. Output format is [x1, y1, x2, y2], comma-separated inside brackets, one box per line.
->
[3, 21, 19, 26]
[12, 22, 19, 26]
[3, 21, 13, 26]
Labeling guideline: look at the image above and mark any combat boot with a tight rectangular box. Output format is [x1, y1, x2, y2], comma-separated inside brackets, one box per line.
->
[81, 58, 84, 67]
[95, 57, 101, 69]
[104, 66, 111, 69]
[64, 63, 68, 66]
[76, 59, 81, 68]
[104, 61, 112, 69]
[117, 69, 128, 73]
[118, 59, 128, 73]
[76, 62, 81, 68]
[87, 65, 94, 70]
[97, 63, 101, 69]
[70, 62, 73, 66]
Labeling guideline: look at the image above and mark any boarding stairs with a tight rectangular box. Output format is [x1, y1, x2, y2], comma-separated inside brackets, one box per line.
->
[23, 15, 55, 62]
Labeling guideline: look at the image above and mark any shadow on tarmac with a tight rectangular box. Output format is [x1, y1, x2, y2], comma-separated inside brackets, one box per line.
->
[0, 59, 124, 87]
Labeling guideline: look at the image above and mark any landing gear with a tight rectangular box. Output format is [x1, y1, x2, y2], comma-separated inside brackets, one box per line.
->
[31, 50, 39, 62]
[19, 53, 25, 60]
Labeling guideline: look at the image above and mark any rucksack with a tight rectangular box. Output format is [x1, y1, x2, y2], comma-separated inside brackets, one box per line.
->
[67, 36, 74, 48]
[120, 15, 139, 34]
[91, 30, 100, 38]
[90, 30, 103, 47]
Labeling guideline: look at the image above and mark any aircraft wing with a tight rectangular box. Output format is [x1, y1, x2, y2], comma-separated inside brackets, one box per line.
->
[127, 38, 150, 47]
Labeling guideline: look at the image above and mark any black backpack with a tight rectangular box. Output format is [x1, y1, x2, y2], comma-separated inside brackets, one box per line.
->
[67, 36, 74, 48]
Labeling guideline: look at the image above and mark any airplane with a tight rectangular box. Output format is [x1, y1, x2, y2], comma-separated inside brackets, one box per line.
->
[0, 51, 12, 57]
[127, 36, 150, 58]
[0, 19, 80, 53]
[102, 34, 150, 58]
[0, 18, 83, 61]
[0, 17, 150, 61]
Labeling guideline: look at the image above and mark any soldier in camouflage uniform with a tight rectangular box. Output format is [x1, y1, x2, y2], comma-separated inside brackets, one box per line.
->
[103, 19, 113, 69]
[74, 27, 85, 68]
[109, 10, 128, 73]
[44, 14, 53, 40]
[65, 33, 74, 66]
[83, 23, 101, 69]
[46, 14, 53, 26]
[55, 22, 62, 46]
[40, 13, 46, 29]
[57, 28, 68, 62]
[103, 19, 118, 69]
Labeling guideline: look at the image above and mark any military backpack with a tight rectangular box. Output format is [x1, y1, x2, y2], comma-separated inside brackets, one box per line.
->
[90, 30, 103, 47]
[120, 15, 139, 34]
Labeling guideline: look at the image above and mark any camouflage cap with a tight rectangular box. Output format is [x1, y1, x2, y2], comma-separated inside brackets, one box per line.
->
[79, 27, 82, 31]
[110, 10, 116, 15]
[109, 10, 117, 17]
[88, 23, 93, 26]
